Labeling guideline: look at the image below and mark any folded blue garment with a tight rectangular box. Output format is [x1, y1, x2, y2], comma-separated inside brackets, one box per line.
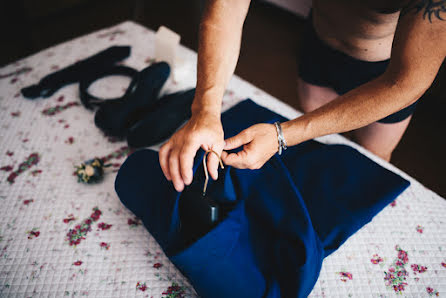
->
[115, 99, 410, 298]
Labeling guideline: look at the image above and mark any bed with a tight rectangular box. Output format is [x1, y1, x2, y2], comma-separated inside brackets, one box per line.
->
[0, 21, 445, 297]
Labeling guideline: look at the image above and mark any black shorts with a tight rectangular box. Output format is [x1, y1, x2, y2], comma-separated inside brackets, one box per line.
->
[298, 12, 417, 124]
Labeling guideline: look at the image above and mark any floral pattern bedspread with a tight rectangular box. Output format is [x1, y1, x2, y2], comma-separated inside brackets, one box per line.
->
[0, 21, 445, 297]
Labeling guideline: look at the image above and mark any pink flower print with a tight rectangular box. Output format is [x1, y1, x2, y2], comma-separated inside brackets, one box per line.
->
[64, 124, 70, 129]
[153, 263, 163, 269]
[390, 200, 396, 207]
[65, 137, 74, 144]
[23, 199, 34, 205]
[145, 57, 155, 64]
[97, 222, 112, 230]
[57, 95, 64, 102]
[396, 246, 409, 265]
[162, 282, 185, 298]
[31, 169, 42, 176]
[339, 272, 353, 282]
[10, 111, 20, 117]
[384, 245, 409, 293]
[63, 215, 75, 224]
[136, 281, 147, 292]
[27, 229, 40, 239]
[411, 264, 428, 274]
[128, 217, 141, 228]
[66, 207, 102, 246]
[22, 138, 29, 143]
[371, 254, 383, 265]
[90, 208, 102, 221]
[427, 287, 440, 296]
[416, 225, 423, 234]
[73, 260, 83, 266]
[6, 151, 13, 156]
[442, 262, 446, 268]
[97, 29, 125, 39]
[10, 77, 18, 84]
[100, 242, 110, 250]
[101, 146, 133, 163]
[0, 165, 13, 172]
[51, 65, 59, 71]
[6, 152, 40, 184]
[41, 102, 79, 116]
[7, 172, 18, 183]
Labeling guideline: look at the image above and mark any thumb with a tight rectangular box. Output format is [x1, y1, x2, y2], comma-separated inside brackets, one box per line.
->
[224, 129, 252, 150]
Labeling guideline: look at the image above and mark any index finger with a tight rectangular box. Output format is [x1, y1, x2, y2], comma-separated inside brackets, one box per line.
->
[159, 143, 172, 181]
[179, 140, 201, 185]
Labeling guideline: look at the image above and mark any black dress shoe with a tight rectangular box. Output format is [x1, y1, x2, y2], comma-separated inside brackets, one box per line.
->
[127, 88, 195, 148]
[94, 62, 170, 137]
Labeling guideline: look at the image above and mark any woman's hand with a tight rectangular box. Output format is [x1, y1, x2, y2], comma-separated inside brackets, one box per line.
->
[221, 123, 278, 169]
[159, 111, 224, 192]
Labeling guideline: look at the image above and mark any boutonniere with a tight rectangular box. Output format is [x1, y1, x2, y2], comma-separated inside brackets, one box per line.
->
[74, 158, 111, 184]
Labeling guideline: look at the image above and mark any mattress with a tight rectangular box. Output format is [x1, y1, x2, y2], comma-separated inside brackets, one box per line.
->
[0, 21, 445, 297]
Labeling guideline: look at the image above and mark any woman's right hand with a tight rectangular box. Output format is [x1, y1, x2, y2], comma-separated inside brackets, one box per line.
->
[159, 110, 224, 192]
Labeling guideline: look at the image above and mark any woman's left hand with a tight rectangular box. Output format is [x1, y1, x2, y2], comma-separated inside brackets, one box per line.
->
[221, 123, 278, 169]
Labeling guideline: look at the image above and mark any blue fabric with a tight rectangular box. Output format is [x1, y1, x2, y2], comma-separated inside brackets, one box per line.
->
[115, 99, 410, 298]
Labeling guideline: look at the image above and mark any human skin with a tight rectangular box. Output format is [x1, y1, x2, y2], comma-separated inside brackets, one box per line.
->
[159, 0, 446, 191]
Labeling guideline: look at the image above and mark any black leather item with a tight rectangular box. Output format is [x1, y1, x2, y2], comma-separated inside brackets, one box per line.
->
[178, 191, 221, 249]
[21, 46, 131, 99]
[126, 88, 195, 148]
[79, 66, 139, 110]
[178, 167, 237, 249]
[94, 62, 171, 137]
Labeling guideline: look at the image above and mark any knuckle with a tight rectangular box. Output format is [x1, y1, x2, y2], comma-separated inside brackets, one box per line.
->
[188, 132, 199, 143]
[179, 151, 189, 162]
[245, 155, 255, 165]
[159, 144, 168, 156]
[248, 163, 257, 170]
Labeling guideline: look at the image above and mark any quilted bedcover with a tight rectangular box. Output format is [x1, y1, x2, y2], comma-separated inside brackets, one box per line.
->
[0, 21, 445, 297]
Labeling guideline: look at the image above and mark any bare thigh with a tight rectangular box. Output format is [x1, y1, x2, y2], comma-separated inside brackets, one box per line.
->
[296, 77, 339, 112]
[297, 76, 411, 161]
[297, 77, 357, 139]
[352, 116, 412, 162]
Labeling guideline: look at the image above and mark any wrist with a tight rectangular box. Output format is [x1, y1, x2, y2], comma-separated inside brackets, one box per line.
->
[191, 106, 221, 120]
[273, 122, 287, 155]
[191, 94, 222, 118]
[280, 118, 309, 147]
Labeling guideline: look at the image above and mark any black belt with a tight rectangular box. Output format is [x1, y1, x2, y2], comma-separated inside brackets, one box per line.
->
[21, 45, 131, 99]
[79, 65, 139, 110]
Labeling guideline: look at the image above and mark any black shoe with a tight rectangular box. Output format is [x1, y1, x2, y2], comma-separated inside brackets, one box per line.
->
[94, 62, 170, 137]
[127, 88, 195, 148]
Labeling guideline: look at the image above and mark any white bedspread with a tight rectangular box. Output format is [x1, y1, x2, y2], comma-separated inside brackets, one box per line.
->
[0, 21, 445, 297]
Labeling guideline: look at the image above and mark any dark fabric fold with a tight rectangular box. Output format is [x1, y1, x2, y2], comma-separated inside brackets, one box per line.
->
[115, 99, 410, 297]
